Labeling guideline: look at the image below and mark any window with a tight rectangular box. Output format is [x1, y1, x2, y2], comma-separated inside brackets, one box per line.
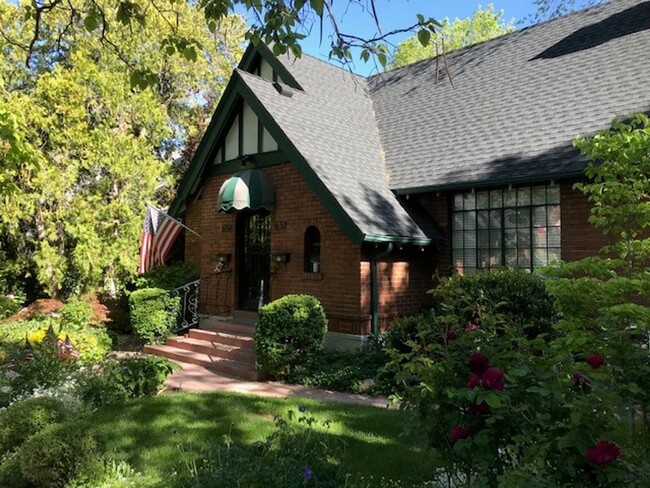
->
[452, 185, 561, 274]
[304, 226, 321, 273]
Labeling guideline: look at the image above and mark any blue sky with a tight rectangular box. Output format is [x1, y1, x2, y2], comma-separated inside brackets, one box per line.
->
[251, 1, 541, 75]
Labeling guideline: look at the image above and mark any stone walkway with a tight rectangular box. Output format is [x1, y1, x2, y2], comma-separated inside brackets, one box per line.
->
[163, 360, 394, 409]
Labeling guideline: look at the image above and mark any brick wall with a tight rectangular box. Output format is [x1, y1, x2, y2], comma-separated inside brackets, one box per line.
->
[183, 162, 364, 334]
[560, 180, 612, 261]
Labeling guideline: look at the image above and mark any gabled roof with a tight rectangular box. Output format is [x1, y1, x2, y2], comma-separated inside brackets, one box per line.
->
[171, 42, 434, 244]
[369, 0, 650, 193]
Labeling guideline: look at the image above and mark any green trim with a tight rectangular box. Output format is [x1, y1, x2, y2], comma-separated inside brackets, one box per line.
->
[208, 151, 288, 176]
[393, 170, 584, 196]
[363, 234, 431, 246]
[238, 42, 302, 91]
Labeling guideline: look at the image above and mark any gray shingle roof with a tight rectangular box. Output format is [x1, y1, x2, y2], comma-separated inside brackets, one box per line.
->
[237, 57, 433, 242]
[369, 0, 650, 193]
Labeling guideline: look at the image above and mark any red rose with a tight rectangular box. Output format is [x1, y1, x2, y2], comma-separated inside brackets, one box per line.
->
[586, 355, 605, 369]
[470, 401, 490, 415]
[466, 374, 481, 389]
[450, 426, 472, 443]
[468, 352, 490, 375]
[465, 322, 480, 333]
[446, 330, 458, 343]
[587, 441, 620, 465]
[481, 368, 505, 391]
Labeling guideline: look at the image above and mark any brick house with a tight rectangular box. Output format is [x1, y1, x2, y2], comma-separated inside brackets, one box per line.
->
[169, 0, 650, 346]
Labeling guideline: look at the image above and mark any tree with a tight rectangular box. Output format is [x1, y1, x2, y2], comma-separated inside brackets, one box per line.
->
[529, 0, 605, 22]
[3, 0, 442, 77]
[389, 4, 515, 70]
[0, 0, 246, 299]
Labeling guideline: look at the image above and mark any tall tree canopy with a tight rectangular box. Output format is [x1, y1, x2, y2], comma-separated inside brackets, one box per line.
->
[0, 0, 245, 299]
[389, 4, 515, 70]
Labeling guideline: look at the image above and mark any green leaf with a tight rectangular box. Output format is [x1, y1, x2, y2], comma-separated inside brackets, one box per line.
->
[417, 28, 431, 47]
[84, 12, 100, 32]
[484, 392, 502, 408]
[309, 0, 324, 17]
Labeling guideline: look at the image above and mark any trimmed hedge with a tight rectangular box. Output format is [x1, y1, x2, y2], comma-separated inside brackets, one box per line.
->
[134, 262, 199, 290]
[18, 420, 101, 488]
[128, 288, 180, 344]
[255, 294, 327, 379]
[0, 397, 67, 455]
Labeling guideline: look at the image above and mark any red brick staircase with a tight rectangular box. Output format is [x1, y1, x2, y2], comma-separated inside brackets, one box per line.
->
[144, 311, 264, 381]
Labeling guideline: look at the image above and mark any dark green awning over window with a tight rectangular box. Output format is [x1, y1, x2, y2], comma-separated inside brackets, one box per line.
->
[217, 169, 275, 212]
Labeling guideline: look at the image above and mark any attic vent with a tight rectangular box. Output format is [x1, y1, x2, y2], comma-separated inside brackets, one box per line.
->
[273, 81, 294, 98]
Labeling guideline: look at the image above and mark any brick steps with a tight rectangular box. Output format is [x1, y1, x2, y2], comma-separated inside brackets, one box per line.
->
[145, 316, 263, 381]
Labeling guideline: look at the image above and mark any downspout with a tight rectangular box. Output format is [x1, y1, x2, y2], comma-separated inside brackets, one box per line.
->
[370, 243, 394, 337]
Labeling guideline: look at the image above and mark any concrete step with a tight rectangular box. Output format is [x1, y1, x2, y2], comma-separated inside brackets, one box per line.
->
[144, 344, 263, 381]
[189, 328, 254, 348]
[200, 318, 255, 337]
[232, 310, 258, 326]
[167, 337, 255, 364]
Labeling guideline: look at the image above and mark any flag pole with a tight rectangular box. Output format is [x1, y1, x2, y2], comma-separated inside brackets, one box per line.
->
[147, 203, 202, 238]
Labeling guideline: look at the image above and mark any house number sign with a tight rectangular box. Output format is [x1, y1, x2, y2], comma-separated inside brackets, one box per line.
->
[274, 220, 288, 231]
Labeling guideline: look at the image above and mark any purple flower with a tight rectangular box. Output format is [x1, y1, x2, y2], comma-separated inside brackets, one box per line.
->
[298, 404, 307, 413]
[303, 466, 313, 480]
[466, 374, 481, 389]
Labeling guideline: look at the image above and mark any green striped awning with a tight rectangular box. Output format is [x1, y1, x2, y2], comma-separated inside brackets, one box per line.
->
[217, 169, 275, 212]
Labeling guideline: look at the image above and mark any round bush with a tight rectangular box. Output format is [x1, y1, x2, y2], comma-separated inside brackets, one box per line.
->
[18, 420, 101, 488]
[255, 294, 327, 379]
[0, 397, 67, 455]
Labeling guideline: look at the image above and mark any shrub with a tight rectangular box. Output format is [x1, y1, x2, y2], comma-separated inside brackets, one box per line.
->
[134, 262, 199, 290]
[128, 288, 180, 344]
[0, 296, 21, 320]
[0, 397, 67, 455]
[78, 355, 177, 409]
[0, 451, 31, 488]
[255, 294, 327, 379]
[18, 420, 102, 488]
[384, 313, 434, 354]
[433, 268, 556, 336]
[60, 299, 95, 330]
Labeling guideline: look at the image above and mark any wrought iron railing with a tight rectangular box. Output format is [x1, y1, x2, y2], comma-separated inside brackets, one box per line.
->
[169, 267, 232, 335]
[169, 279, 200, 334]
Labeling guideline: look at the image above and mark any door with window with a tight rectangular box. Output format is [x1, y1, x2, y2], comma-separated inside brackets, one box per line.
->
[236, 210, 271, 311]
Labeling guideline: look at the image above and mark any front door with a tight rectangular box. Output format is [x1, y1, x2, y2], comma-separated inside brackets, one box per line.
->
[236, 210, 271, 311]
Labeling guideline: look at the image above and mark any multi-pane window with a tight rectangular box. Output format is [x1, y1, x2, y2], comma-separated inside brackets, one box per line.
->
[452, 185, 561, 274]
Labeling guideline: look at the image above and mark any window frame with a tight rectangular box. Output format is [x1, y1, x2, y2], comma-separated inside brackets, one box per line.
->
[451, 184, 561, 274]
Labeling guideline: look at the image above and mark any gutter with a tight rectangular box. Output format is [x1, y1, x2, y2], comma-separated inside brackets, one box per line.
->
[370, 243, 394, 337]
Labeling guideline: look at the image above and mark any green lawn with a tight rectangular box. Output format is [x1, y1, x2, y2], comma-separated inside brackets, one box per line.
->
[89, 391, 434, 485]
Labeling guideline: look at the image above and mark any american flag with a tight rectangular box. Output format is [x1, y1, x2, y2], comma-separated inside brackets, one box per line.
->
[138, 205, 184, 274]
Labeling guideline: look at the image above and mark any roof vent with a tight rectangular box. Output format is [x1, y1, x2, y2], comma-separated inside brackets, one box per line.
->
[273, 81, 294, 98]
